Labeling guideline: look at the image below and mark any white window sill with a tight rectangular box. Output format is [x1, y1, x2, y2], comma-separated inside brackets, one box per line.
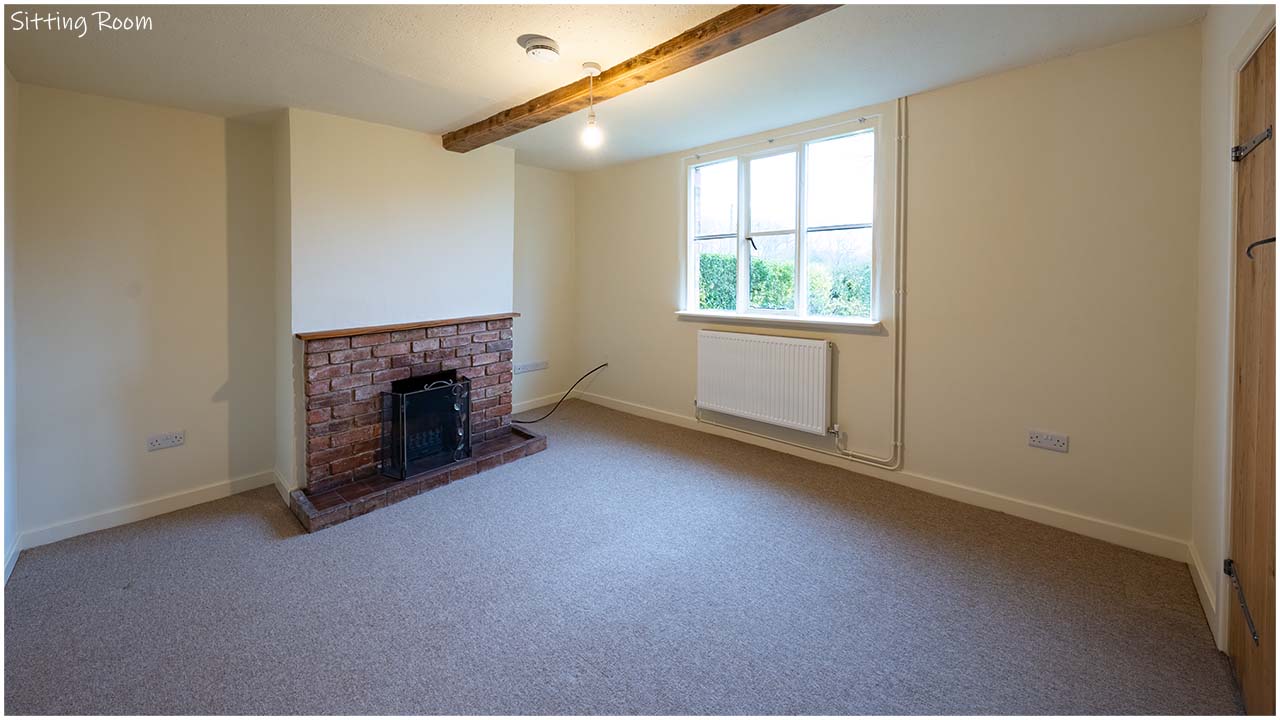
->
[674, 310, 884, 334]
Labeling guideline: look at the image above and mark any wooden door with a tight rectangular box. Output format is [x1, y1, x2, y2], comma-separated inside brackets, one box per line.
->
[1229, 28, 1276, 717]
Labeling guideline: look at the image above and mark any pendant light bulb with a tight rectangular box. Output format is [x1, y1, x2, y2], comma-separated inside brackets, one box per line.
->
[580, 62, 604, 150]
[581, 110, 603, 149]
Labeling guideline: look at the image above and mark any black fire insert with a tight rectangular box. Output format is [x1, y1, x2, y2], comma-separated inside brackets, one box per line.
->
[380, 370, 471, 480]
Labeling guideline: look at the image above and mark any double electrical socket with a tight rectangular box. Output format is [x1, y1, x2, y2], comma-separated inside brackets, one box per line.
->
[1028, 430, 1069, 453]
[147, 431, 185, 452]
[513, 360, 549, 375]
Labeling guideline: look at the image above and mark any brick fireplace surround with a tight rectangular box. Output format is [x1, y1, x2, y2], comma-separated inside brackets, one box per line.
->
[288, 313, 546, 531]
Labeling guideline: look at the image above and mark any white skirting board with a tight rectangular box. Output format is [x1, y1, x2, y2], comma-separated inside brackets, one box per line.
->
[4, 470, 277, 584]
[1187, 542, 1226, 650]
[513, 391, 571, 415]
[572, 391, 1196, 565]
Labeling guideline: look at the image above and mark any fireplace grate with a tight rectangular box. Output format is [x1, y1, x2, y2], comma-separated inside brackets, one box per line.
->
[380, 371, 471, 480]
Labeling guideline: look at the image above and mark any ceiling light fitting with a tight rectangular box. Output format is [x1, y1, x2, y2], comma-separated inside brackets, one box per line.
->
[517, 34, 559, 62]
[580, 62, 603, 150]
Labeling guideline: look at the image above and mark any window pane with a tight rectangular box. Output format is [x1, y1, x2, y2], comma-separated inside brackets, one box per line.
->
[694, 236, 737, 311]
[805, 131, 874, 228]
[693, 159, 738, 237]
[749, 152, 796, 233]
[806, 228, 872, 318]
[749, 234, 796, 311]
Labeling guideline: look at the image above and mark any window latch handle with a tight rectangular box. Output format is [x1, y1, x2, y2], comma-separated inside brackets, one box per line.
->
[747, 237, 757, 251]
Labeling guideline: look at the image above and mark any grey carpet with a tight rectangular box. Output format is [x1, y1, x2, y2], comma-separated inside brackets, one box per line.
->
[4, 400, 1241, 715]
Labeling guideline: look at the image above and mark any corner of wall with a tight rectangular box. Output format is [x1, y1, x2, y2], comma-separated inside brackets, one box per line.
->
[273, 110, 297, 497]
[4, 68, 20, 578]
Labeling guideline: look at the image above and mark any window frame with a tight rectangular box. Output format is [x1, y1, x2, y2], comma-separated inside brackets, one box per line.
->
[682, 114, 885, 327]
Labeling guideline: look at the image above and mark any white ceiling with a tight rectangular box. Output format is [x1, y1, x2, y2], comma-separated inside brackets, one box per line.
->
[6, 4, 1205, 171]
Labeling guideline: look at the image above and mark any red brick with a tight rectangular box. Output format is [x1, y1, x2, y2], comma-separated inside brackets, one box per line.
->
[470, 331, 499, 343]
[307, 408, 332, 423]
[351, 438, 381, 455]
[331, 451, 377, 474]
[449, 461, 477, 482]
[373, 342, 411, 357]
[333, 425, 376, 447]
[424, 349, 452, 362]
[456, 366, 485, 380]
[390, 328, 425, 342]
[308, 436, 330, 452]
[499, 329, 513, 339]
[333, 400, 378, 419]
[354, 384, 390, 401]
[308, 446, 350, 468]
[373, 367, 411, 384]
[487, 318, 513, 330]
[486, 361, 513, 375]
[440, 335, 471, 349]
[471, 352, 500, 366]
[411, 338, 440, 352]
[307, 364, 350, 382]
[310, 470, 353, 488]
[487, 403, 513, 418]
[471, 375, 499, 389]
[455, 343, 485, 357]
[458, 321, 487, 333]
[352, 357, 390, 373]
[306, 353, 329, 368]
[486, 339, 513, 352]
[476, 452, 502, 471]
[306, 379, 330, 395]
[472, 396, 498, 411]
[351, 332, 391, 348]
[308, 418, 353, 437]
[306, 338, 349, 353]
[308, 390, 353, 410]
[353, 411, 381, 427]
[442, 357, 469, 371]
[391, 353, 422, 368]
[427, 325, 457, 338]
[330, 348, 372, 364]
[411, 362, 443, 377]
[498, 373, 513, 383]
[331, 373, 372, 390]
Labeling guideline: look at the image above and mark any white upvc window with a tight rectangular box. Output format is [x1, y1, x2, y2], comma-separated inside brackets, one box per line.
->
[684, 115, 882, 324]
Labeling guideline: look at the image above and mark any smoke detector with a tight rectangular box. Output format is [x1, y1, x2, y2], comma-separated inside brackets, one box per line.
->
[517, 34, 560, 63]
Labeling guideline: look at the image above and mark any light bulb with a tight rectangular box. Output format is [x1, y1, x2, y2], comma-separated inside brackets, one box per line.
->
[581, 113, 603, 149]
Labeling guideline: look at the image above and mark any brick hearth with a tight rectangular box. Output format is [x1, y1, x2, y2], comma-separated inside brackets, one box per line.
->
[288, 313, 544, 531]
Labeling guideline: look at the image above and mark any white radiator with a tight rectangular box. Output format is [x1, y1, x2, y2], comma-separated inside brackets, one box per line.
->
[696, 330, 831, 435]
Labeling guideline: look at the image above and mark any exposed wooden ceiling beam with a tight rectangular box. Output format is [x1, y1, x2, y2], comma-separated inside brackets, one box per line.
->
[442, 4, 839, 153]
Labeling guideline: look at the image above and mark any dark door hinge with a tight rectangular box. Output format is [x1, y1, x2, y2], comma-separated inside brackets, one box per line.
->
[1231, 126, 1272, 162]
[1224, 558, 1261, 645]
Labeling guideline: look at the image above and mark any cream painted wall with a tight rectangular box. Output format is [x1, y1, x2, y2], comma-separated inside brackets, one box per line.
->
[12, 86, 277, 536]
[1192, 5, 1275, 649]
[287, 109, 515, 334]
[513, 164, 578, 409]
[5, 70, 20, 574]
[273, 111, 299, 495]
[573, 24, 1202, 550]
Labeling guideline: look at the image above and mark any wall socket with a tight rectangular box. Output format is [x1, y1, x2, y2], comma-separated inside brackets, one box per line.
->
[1028, 430, 1069, 453]
[147, 431, 185, 452]
[513, 360, 549, 375]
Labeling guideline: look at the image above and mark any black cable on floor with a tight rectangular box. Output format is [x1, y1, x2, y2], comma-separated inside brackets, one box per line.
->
[511, 363, 608, 424]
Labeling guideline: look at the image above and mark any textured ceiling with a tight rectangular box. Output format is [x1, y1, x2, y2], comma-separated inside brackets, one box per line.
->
[5, 4, 1205, 171]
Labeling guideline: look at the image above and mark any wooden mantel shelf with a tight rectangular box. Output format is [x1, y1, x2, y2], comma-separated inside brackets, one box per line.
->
[294, 312, 520, 341]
